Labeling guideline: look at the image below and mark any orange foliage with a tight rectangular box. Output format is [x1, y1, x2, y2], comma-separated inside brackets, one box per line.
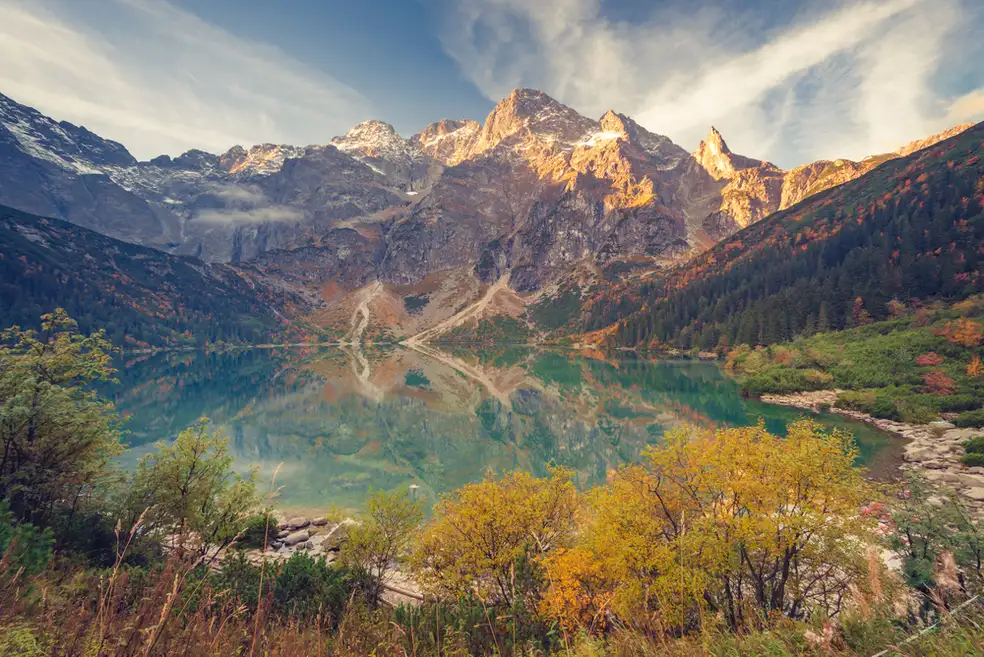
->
[915, 352, 944, 366]
[936, 318, 984, 347]
[922, 369, 956, 395]
[968, 354, 984, 378]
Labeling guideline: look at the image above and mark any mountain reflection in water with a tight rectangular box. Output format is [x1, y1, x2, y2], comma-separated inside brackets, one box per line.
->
[111, 346, 898, 513]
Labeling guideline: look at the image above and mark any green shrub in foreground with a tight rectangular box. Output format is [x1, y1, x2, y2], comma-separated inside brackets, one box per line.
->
[955, 409, 984, 428]
[0, 500, 53, 577]
[964, 437, 984, 454]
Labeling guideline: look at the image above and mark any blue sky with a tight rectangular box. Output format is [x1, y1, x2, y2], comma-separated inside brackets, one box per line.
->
[1, 0, 982, 168]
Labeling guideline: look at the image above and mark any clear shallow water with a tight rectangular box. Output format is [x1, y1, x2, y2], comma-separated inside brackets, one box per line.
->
[111, 346, 900, 513]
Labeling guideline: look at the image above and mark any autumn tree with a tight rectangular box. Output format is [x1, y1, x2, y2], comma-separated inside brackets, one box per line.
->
[922, 370, 956, 396]
[915, 352, 945, 366]
[938, 318, 984, 347]
[540, 421, 877, 633]
[342, 488, 423, 604]
[968, 354, 984, 378]
[410, 468, 579, 605]
[887, 298, 907, 318]
[0, 310, 122, 526]
[851, 297, 873, 327]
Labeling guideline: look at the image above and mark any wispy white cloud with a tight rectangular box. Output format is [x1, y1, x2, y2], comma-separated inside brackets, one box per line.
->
[194, 206, 305, 224]
[0, 0, 374, 159]
[436, 0, 984, 167]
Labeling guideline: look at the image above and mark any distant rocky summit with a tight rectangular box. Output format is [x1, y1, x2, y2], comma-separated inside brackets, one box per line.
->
[0, 88, 971, 341]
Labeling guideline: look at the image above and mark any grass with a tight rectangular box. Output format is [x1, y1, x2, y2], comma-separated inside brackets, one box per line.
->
[729, 302, 984, 423]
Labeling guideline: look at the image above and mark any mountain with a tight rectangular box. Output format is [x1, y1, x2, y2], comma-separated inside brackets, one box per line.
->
[0, 89, 973, 343]
[581, 121, 984, 350]
[0, 204, 308, 347]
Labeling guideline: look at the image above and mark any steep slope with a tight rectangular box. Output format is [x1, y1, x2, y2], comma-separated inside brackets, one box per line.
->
[0, 204, 305, 347]
[583, 122, 984, 350]
[0, 93, 183, 246]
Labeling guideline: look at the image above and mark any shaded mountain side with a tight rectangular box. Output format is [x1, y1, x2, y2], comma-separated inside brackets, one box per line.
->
[1, 89, 971, 301]
[581, 122, 984, 350]
[0, 204, 307, 347]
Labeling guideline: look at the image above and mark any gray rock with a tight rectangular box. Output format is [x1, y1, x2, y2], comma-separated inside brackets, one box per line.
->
[965, 488, 984, 502]
[283, 529, 310, 546]
[286, 517, 311, 530]
[312, 516, 329, 527]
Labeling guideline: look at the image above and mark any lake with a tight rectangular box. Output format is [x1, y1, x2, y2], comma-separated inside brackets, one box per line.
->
[111, 346, 900, 514]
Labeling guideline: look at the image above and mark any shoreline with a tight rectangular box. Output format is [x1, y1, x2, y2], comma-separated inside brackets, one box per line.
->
[761, 390, 984, 515]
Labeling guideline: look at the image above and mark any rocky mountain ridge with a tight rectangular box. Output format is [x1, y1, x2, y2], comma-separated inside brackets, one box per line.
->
[0, 89, 972, 341]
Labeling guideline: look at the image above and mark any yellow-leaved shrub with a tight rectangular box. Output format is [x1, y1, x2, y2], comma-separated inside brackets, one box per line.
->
[539, 420, 877, 634]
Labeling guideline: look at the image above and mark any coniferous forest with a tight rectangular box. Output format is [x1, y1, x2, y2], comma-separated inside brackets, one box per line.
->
[584, 124, 984, 350]
[0, 205, 297, 347]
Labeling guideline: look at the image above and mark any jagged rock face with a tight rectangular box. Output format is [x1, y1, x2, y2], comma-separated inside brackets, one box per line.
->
[410, 119, 481, 166]
[219, 143, 307, 177]
[330, 120, 436, 191]
[779, 159, 870, 211]
[0, 93, 182, 246]
[0, 87, 975, 297]
[250, 227, 381, 289]
[688, 121, 976, 235]
[509, 191, 688, 291]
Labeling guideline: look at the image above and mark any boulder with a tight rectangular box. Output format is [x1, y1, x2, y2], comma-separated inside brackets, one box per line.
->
[321, 519, 356, 551]
[283, 529, 310, 546]
[286, 517, 311, 530]
[312, 517, 329, 527]
[965, 488, 984, 502]
[904, 447, 938, 462]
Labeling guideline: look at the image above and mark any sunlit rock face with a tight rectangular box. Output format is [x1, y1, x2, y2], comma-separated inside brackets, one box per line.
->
[0, 88, 972, 298]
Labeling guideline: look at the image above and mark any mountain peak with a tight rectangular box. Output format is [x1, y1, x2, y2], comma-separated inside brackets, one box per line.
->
[411, 119, 481, 166]
[693, 127, 745, 180]
[892, 122, 975, 158]
[703, 126, 731, 155]
[474, 88, 595, 155]
[331, 119, 412, 163]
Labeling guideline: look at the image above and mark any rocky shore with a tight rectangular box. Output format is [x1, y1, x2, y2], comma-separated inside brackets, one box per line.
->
[237, 514, 423, 605]
[761, 390, 984, 516]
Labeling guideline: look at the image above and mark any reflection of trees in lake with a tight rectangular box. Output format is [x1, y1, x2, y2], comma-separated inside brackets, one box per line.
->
[114, 347, 896, 511]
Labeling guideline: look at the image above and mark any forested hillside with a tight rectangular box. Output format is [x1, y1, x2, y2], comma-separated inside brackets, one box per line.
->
[0, 205, 297, 347]
[584, 122, 984, 350]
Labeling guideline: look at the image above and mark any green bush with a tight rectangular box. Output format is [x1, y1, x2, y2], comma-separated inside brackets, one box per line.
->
[937, 395, 981, 413]
[0, 623, 46, 657]
[0, 501, 53, 576]
[955, 409, 984, 428]
[965, 437, 984, 454]
[741, 367, 830, 396]
[962, 453, 984, 467]
[273, 552, 351, 622]
[237, 514, 273, 549]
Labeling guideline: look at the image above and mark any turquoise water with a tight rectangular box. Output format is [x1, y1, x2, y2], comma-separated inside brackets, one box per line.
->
[111, 346, 899, 513]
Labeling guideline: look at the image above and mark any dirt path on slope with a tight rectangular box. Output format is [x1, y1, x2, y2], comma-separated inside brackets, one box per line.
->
[350, 282, 382, 346]
[405, 273, 511, 347]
